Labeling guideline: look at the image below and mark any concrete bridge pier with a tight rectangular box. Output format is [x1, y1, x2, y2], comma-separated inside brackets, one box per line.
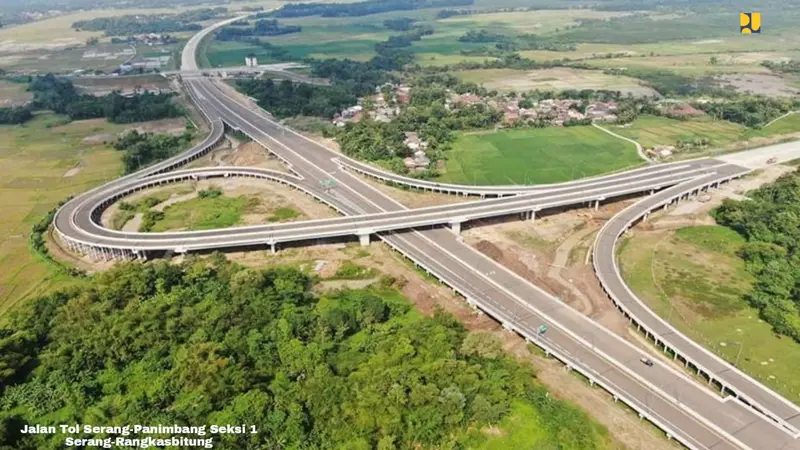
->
[356, 229, 374, 246]
[449, 218, 465, 235]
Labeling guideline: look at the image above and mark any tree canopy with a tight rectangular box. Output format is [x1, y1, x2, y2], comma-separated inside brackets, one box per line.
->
[713, 169, 800, 341]
[0, 258, 610, 450]
[29, 74, 182, 124]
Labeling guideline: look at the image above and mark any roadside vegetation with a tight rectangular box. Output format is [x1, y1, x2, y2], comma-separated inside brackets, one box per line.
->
[619, 224, 800, 401]
[713, 170, 800, 343]
[0, 258, 615, 450]
[113, 129, 194, 173]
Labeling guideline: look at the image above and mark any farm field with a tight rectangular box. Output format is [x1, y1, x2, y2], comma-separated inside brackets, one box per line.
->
[585, 53, 775, 77]
[762, 112, 800, 136]
[0, 79, 32, 107]
[439, 126, 642, 185]
[0, 8, 189, 45]
[455, 67, 657, 96]
[204, 40, 291, 67]
[612, 115, 751, 150]
[618, 225, 800, 402]
[0, 113, 125, 319]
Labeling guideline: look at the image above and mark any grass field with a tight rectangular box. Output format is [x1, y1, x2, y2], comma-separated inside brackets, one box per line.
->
[0, 113, 125, 319]
[0, 79, 32, 107]
[585, 53, 774, 77]
[455, 67, 657, 96]
[439, 126, 642, 185]
[618, 225, 800, 401]
[150, 194, 261, 231]
[613, 115, 751, 150]
[762, 112, 800, 136]
[0, 8, 189, 45]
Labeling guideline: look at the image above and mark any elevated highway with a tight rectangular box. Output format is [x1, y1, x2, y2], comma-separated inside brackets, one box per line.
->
[51, 16, 800, 450]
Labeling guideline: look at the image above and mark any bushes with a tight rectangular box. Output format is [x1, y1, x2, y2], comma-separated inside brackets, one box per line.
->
[198, 186, 223, 199]
[28, 197, 85, 277]
[114, 130, 193, 174]
[0, 106, 32, 124]
[332, 261, 378, 279]
[138, 210, 164, 232]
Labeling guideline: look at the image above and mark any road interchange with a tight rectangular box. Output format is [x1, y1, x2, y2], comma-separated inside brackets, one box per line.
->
[50, 17, 800, 450]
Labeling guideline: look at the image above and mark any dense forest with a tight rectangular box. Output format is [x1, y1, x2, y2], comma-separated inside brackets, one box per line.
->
[236, 78, 357, 119]
[271, 0, 474, 18]
[697, 96, 799, 128]
[29, 75, 183, 124]
[713, 169, 800, 342]
[113, 130, 194, 174]
[72, 8, 226, 36]
[215, 19, 302, 41]
[0, 259, 610, 450]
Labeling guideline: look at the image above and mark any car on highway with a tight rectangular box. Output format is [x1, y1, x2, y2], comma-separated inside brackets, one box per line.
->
[640, 357, 654, 367]
[767, 157, 778, 164]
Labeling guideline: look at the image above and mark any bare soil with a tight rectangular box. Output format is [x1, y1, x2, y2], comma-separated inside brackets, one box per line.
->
[717, 73, 799, 98]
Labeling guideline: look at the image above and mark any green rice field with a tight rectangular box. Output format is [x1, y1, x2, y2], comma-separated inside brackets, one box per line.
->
[439, 126, 642, 185]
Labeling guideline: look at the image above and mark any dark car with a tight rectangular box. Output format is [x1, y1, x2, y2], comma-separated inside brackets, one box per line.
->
[640, 357, 654, 367]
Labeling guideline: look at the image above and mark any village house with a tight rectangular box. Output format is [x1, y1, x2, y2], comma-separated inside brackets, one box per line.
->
[403, 131, 428, 151]
[450, 92, 482, 106]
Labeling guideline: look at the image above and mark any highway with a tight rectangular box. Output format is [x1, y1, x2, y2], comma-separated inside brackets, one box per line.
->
[51, 16, 800, 450]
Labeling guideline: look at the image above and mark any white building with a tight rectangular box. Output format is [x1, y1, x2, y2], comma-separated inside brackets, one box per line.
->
[245, 55, 258, 67]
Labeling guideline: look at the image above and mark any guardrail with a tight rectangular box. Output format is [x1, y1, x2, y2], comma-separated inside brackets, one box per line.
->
[592, 171, 800, 437]
[379, 230, 731, 450]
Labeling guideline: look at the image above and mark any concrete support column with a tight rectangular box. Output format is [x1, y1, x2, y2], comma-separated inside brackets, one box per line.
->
[270, 242, 276, 254]
[358, 233, 370, 247]
[449, 220, 462, 235]
[594, 199, 600, 211]
[502, 322, 514, 333]
[643, 212, 650, 222]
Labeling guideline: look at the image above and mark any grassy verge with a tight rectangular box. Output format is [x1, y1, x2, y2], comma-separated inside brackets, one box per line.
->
[439, 125, 642, 185]
[148, 194, 260, 231]
[618, 225, 800, 401]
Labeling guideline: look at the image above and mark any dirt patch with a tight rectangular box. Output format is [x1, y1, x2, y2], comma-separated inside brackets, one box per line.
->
[717, 73, 799, 98]
[463, 67, 659, 97]
[62, 161, 83, 177]
[129, 117, 187, 136]
[122, 213, 143, 232]
[662, 164, 793, 218]
[219, 140, 288, 171]
[463, 199, 642, 337]
[82, 134, 115, 145]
